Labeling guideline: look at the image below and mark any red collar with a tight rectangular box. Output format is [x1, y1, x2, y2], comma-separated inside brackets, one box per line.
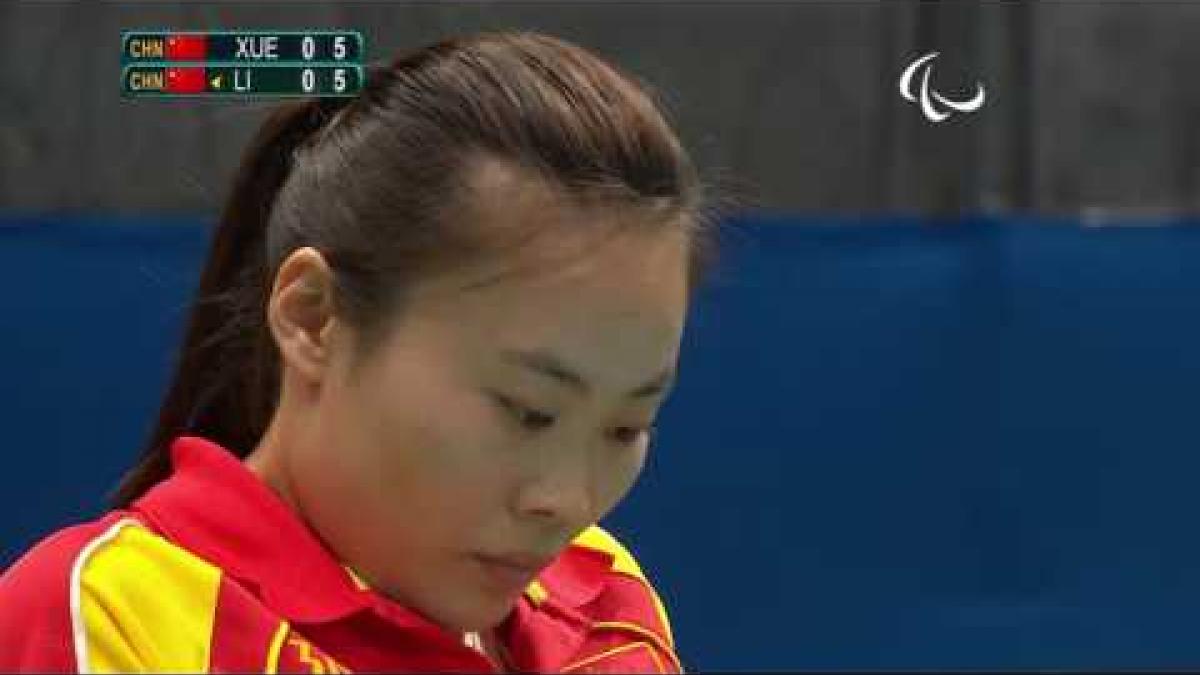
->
[132, 436, 409, 624]
[129, 436, 614, 643]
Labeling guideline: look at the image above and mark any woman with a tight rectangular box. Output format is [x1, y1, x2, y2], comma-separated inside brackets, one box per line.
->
[0, 31, 712, 673]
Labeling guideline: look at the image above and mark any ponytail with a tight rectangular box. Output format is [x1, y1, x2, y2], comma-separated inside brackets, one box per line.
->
[112, 98, 349, 507]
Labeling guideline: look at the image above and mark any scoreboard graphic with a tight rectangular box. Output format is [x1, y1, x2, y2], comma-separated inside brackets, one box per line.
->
[121, 30, 365, 98]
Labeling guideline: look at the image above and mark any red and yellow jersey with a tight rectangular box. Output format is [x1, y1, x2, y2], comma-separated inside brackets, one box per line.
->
[0, 436, 681, 673]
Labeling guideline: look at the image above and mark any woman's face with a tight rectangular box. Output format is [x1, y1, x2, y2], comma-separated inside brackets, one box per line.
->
[280, 186, 692, 632]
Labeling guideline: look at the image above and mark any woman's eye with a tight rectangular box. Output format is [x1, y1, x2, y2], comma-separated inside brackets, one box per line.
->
[519, 408, 557, 431]
[491, 392, 557, 432]
[610, 425, 655, 446]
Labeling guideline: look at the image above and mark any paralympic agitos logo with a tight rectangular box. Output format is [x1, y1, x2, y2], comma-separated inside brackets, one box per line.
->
[898, 52, 986, 123]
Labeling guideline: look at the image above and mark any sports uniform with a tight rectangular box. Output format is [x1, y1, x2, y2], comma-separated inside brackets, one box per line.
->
[0, 436, 680, 673]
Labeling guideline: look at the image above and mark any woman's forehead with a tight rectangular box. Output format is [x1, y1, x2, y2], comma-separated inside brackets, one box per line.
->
[412, 225, 689, 321]
[382, 159, 693, 366]
[381, 229, 688, 387]
[454, 154, 690, 257]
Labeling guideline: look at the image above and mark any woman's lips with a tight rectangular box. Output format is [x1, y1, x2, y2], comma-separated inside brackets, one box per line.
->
[471, 552, 551, 592]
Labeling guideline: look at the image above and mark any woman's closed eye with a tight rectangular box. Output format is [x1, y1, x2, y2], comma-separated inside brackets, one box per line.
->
[609, 425, 655, 446]
[487, 390, 656, 446]
[489, 391, 557, 431]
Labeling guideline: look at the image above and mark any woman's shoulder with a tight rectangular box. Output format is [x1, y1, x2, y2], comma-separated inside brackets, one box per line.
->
[0, 512, 138, 669]
[0, 512, 225, 671]
[1, 511, 134, 606]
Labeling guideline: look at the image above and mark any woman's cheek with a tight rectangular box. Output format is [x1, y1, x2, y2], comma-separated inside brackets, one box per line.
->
[416, 395, 514, 482]
[595, 441, 651, 517]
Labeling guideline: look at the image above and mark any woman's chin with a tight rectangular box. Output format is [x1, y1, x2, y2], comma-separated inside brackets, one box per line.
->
[424, 592, 519, 634]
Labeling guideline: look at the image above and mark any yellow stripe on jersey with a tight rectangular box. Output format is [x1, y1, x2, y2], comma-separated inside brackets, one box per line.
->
[266, 620, 291, 674]
[524, 579, 549, 606]
[343, 565, 371, 591]
[70, 518, 222, 673]
[570, 526, 676, 649]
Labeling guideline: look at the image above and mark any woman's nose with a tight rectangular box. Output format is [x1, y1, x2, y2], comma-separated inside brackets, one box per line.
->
[513, 449, 595, 528]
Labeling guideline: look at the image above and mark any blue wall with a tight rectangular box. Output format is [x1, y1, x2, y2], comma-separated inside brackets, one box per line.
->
[4, 215, 1200, 669]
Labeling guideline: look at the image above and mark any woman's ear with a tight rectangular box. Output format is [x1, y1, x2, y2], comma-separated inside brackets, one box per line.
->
[267, 247, 339, 385]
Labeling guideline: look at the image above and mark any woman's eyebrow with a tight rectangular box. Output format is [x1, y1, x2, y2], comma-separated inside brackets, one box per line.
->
[499, 349, 676, 399]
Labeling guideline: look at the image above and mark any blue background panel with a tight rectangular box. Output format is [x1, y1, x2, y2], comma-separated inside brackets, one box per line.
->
[4, 215, 1200, 669]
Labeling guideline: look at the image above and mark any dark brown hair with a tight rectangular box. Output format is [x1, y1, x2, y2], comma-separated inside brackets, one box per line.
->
[113, 31, 712, 507]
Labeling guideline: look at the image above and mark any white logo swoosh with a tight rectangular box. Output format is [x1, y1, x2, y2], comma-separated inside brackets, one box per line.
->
[898, 51, 986, 123]
[899, 52, 939, 103]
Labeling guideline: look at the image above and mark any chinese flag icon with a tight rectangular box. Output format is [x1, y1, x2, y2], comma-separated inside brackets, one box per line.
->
[165, 34, 206, 61]
[165, 67, 206, 94]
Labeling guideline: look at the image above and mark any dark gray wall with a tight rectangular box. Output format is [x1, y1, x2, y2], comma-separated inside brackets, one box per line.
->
[1, 1, 1197, 215]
